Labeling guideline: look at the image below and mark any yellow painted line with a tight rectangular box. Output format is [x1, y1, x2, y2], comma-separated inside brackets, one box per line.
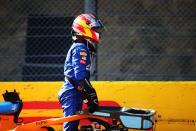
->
[20, 109, 63, 117]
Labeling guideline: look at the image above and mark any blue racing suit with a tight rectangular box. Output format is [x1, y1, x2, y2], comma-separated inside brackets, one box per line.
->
[58, 41, 93, 131]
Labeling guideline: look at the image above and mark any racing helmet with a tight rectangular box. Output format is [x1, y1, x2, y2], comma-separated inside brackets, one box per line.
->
[72, 14, 103, 44]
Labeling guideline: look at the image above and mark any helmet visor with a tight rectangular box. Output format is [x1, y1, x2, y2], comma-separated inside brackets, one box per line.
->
[90, 20, 105, 35]
[90, 20, 103, 28]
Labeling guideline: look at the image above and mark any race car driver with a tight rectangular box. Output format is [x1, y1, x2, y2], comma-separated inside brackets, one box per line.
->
[58, 14, 103, 131]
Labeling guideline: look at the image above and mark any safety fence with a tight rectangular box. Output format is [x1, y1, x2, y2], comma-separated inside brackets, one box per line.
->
[0, 0, 195, 81]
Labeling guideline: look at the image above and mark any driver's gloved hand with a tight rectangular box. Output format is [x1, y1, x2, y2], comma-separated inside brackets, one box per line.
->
[79, 78, 99, 113]
[86, 89, 99, 113]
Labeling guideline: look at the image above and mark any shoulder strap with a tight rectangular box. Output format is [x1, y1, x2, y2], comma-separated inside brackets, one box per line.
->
[65, 76, 76, 87]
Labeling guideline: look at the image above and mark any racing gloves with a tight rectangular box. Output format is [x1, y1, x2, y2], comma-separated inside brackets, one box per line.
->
[79, 78, 99, 113]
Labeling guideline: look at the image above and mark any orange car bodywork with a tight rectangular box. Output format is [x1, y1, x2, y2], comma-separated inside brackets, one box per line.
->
[11, 115, 110, 131]
[0, 114, 22, 131]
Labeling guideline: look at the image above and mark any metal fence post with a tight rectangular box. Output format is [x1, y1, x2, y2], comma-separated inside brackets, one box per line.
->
[84, 0, 98, 81]
[84, 0, 97, 16]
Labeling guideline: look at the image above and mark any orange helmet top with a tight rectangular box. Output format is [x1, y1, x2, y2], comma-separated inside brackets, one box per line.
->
[72, 14, 103, 44]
